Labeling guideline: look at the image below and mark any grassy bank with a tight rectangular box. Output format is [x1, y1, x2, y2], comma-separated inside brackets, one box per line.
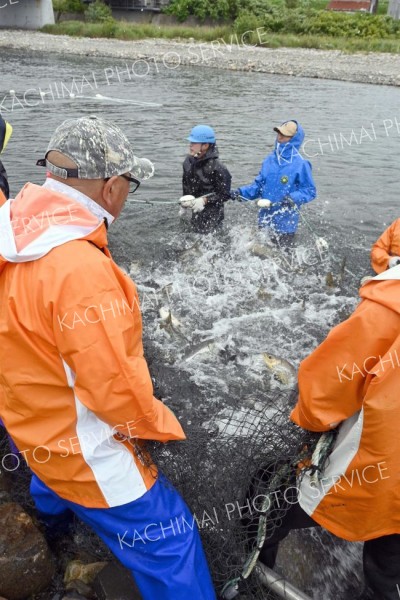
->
[42, 20, 400, 53]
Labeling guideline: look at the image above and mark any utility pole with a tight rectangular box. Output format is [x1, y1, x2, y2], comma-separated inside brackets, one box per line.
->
[369, 0, 379, 13]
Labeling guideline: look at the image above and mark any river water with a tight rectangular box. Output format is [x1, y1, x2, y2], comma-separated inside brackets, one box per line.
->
[1, 47, 400, 599]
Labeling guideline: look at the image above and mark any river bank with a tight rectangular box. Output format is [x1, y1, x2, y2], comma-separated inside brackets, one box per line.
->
[1, 29, 400, 86]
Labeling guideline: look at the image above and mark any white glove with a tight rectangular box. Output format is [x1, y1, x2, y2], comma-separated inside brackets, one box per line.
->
[179, 195, 206, 213]
[389, 256, 400, 268]
[257, 199, 272, 209]
[191, 196, 206, 213]
[179, 195, 195, 208]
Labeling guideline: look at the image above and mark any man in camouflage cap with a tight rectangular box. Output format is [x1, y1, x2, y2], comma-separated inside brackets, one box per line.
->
[0, 116, 216, 600]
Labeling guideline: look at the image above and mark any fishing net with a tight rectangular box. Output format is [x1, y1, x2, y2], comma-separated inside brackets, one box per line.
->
[1, 391, 327, 600]
[149, 389, 326, 599]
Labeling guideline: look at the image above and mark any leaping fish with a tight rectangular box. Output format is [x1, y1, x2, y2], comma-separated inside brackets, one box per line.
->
[182, 339, 216, 362]
[159, 307, 190, 342]
[249, 243, 277, 260]
[262, 353, 297, 387]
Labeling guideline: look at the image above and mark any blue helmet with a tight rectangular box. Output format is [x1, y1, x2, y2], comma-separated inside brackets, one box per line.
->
[187, 125, 216, 144]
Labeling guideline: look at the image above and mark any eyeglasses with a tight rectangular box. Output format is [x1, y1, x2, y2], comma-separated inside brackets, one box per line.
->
[121, 173, 141, 195]
[104, 173, 141, 195]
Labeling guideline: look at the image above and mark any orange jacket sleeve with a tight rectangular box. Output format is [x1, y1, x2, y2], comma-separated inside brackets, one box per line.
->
[371, 222, 395, 274]
[52, 249, 185, 443]
[291, 298, 400, 431]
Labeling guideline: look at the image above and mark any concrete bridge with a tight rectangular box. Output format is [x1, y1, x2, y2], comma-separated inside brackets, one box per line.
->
[0, 0, 55, 29]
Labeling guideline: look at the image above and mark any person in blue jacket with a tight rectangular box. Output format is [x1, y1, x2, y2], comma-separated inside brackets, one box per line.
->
[232, 120, 316, 244]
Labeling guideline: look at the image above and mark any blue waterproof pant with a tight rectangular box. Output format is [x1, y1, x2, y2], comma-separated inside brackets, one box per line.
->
[30, 473, 216, 600]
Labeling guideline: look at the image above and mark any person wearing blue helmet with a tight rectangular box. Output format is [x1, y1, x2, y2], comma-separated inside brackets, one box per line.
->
[232, 120, 316, 245]
[0, 115, 12, 201]
[179, 125, 232, 233]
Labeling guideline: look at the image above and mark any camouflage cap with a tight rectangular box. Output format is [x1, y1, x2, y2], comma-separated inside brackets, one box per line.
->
[38, 115, 154, 181]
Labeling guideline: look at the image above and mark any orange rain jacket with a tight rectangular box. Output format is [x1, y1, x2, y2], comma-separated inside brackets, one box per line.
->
[291, 267, 400, 541]
[371, 218, 400, 274]
[0, 182, 185, 509]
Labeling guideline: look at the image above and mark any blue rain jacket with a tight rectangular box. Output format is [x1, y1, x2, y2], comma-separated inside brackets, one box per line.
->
[238, 122, 316, 233]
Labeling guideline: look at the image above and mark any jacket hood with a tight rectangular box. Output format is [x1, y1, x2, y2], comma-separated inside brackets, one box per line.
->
[360, 265, 400, 314]
[275, 121, 305, 160]
[0, 183, 108, 275]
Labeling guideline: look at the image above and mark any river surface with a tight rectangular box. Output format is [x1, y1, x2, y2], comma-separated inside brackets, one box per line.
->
[1, 48, 400, 599]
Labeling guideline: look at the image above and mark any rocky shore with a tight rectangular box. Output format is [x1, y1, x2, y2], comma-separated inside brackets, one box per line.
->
[1, 29, 400, 86]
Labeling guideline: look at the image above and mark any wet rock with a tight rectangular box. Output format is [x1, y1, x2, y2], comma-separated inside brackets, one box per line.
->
[64, 560, 107, 586]
[0, 502, 54, 600]
[93, 563, 142, 600]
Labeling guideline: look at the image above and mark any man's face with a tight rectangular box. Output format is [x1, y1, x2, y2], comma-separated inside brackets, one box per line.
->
[189, 142, 209, 157]
[276, 132, 293, 144]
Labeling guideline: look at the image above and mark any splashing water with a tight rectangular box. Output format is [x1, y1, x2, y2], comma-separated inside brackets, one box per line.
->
[130, 220, 363, 599]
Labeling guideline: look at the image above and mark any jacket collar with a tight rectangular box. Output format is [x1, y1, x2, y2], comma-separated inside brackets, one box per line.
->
[0, 182, 109, 264]
[43, 178, 115, 227]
